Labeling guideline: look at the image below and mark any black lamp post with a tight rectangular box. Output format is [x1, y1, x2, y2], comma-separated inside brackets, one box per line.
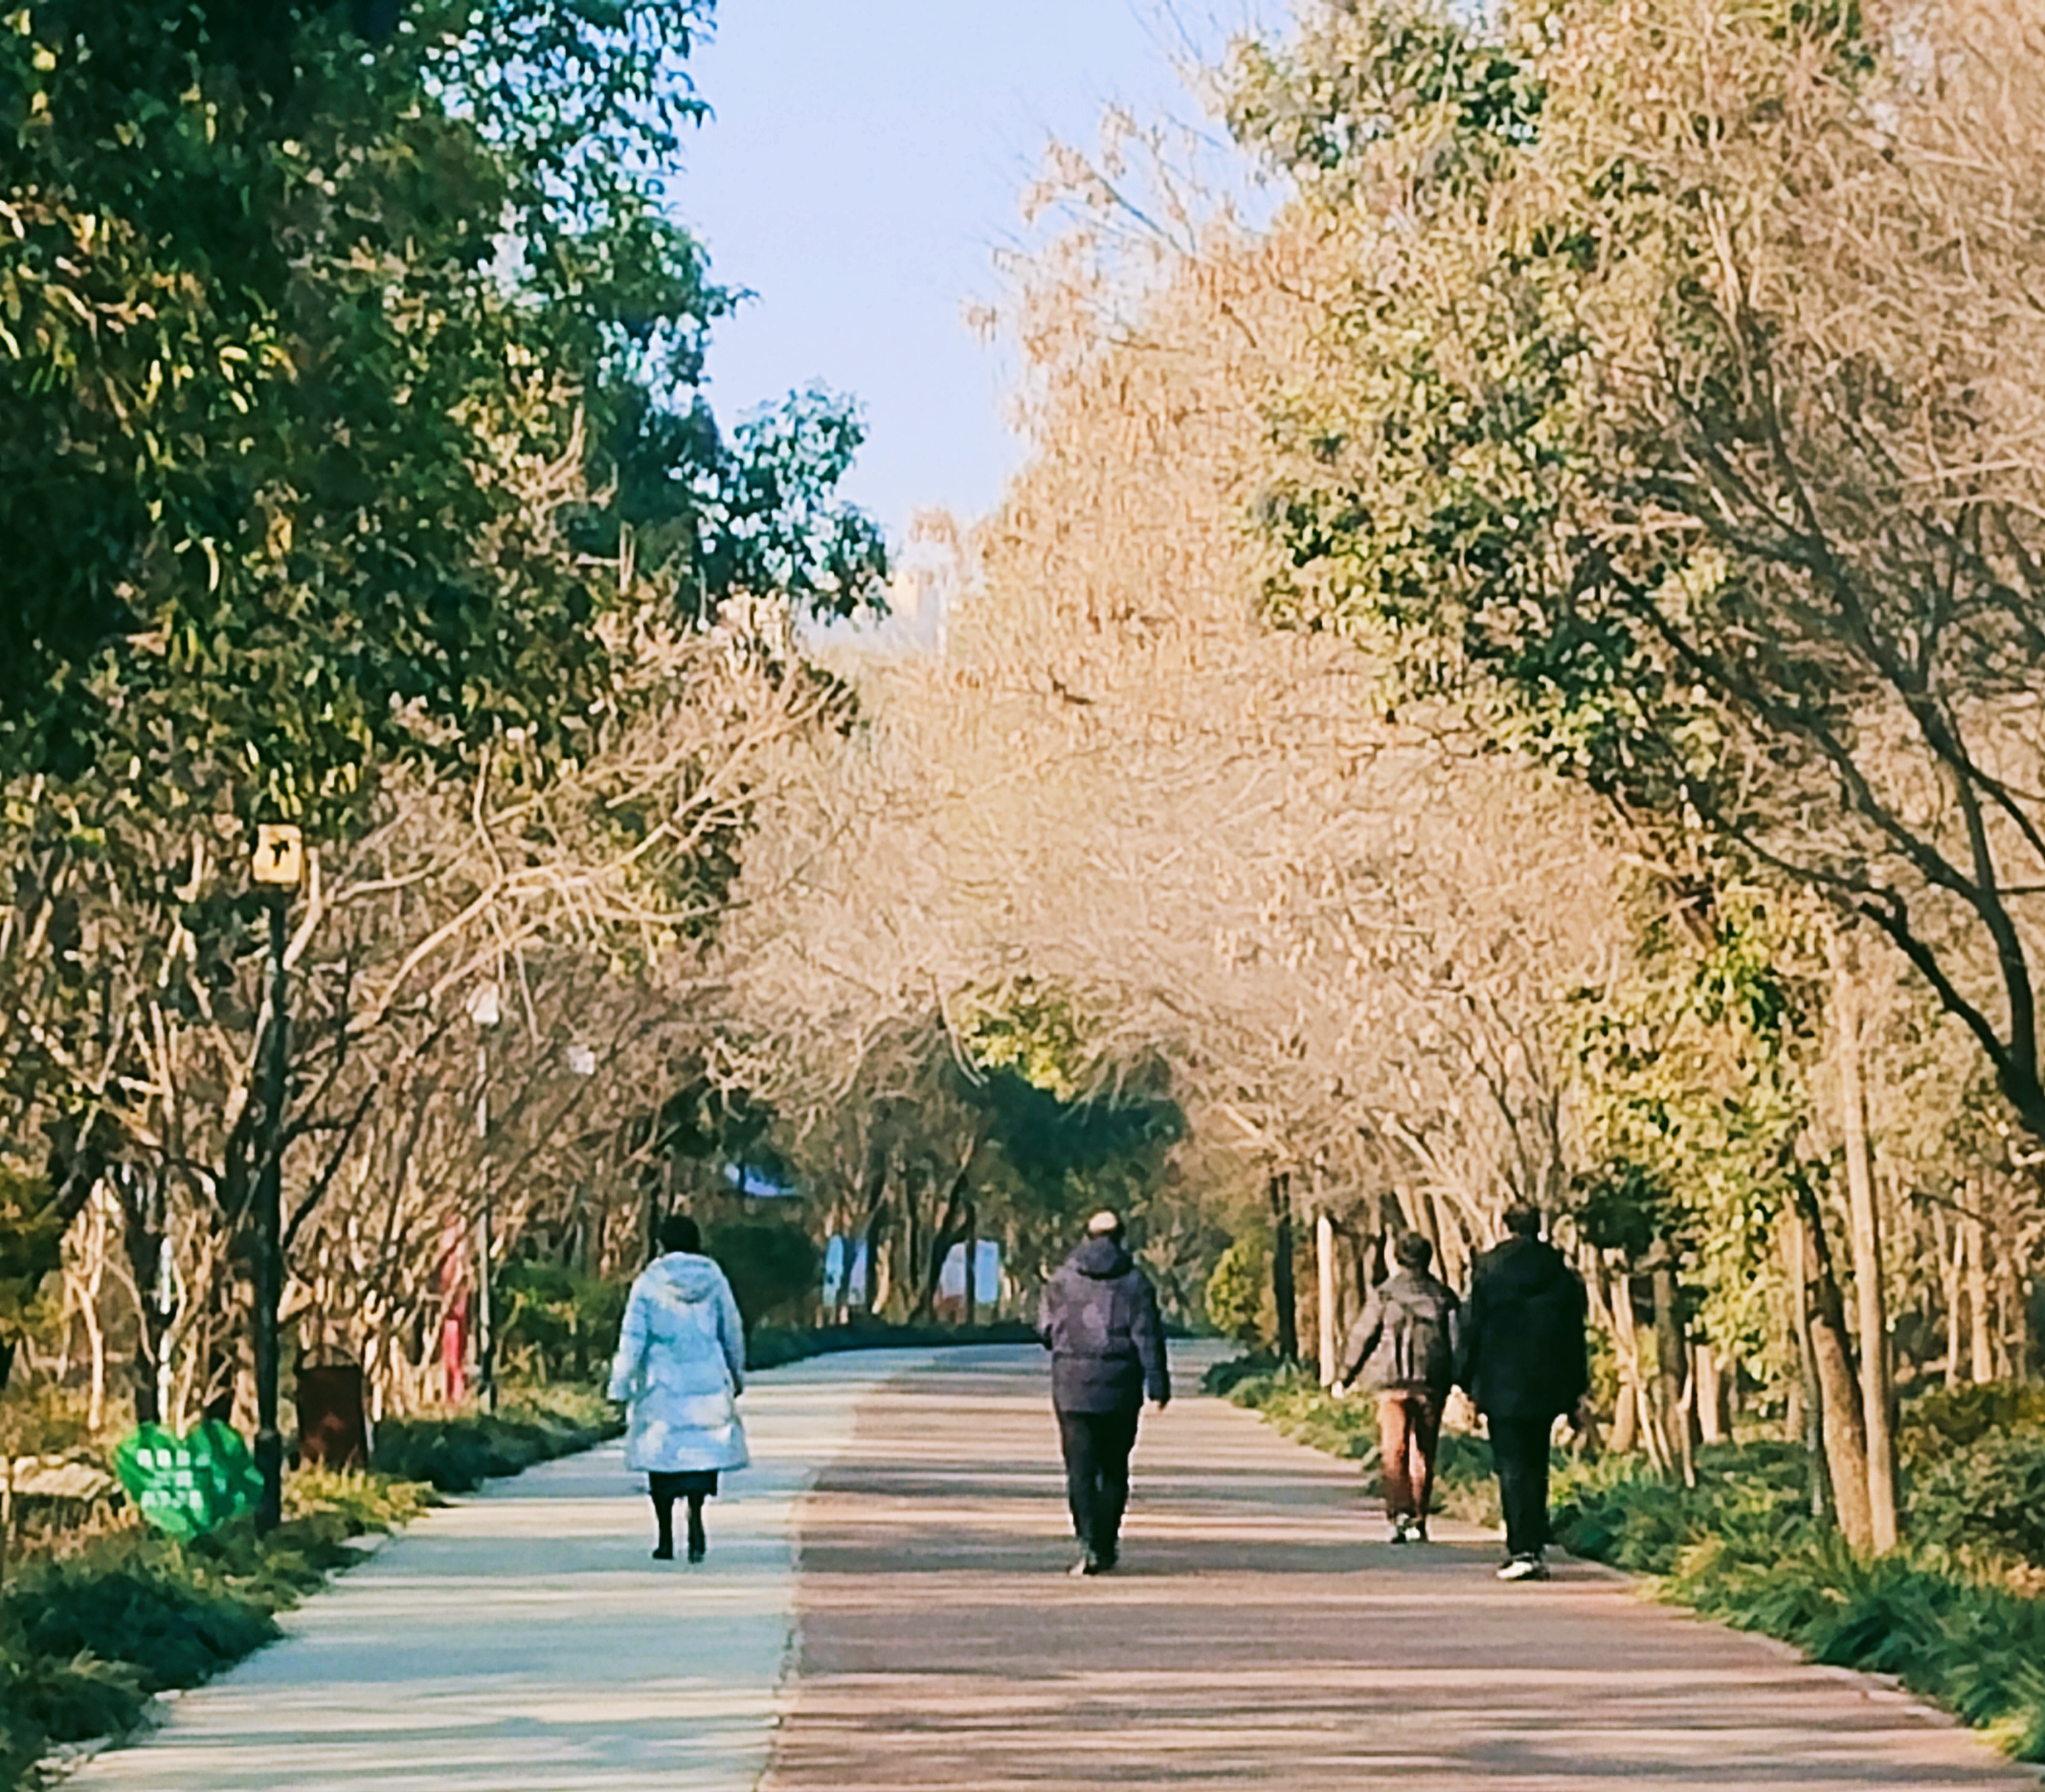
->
[250, 822, 303, 1533]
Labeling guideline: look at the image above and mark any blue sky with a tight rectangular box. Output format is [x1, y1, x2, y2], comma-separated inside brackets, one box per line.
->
[673, 1, 1276, 547]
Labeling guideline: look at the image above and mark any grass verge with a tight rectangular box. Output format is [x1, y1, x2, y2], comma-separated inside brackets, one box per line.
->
[369, 1382, 621, 1492]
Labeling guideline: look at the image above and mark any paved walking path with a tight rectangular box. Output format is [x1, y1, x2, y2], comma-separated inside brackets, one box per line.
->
[72, 1352, 938, 1792]
[76, 1345, 2037, 1791]
[763, 1348, 2036, 1792]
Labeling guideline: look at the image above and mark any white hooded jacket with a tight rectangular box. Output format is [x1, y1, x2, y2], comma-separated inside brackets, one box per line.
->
[607, 1251, 751, 1474]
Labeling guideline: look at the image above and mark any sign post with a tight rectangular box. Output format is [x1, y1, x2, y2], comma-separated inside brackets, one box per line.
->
[250, 823, 302, 1533]
[468, 982, 502, 1414]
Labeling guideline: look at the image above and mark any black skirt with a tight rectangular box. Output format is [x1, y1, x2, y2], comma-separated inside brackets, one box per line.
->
[648, 1469, 719, 1497]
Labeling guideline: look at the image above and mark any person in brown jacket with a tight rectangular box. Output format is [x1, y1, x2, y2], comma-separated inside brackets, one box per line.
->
[1336, 1232, 1460, 1544]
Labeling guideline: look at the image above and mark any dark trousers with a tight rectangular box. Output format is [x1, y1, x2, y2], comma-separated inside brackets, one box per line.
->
[1057, 1406, 1139, 1559]
[649, 1470, 716, 1554]
[1489, 1414, 1555, 1557]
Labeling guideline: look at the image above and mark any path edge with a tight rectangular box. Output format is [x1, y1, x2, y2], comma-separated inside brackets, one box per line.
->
[751, 1347, 952, 1792]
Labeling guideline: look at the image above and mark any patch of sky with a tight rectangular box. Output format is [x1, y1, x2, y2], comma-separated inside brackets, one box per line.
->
[663, 0, 1286, 558]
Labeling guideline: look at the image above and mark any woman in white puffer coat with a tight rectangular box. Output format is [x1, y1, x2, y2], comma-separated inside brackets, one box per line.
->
[607, 1213, 749, 1561]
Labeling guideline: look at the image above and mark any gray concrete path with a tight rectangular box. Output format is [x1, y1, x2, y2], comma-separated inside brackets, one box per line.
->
[72, 1351, 938, 1792]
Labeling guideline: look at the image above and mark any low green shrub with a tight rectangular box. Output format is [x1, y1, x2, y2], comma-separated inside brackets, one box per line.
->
[0, 1649, 146, 1750]
[1432, 1433, 1501, 1524]
[745, 1327, 819, 1372]
[1565, 1450, 2045, 1758]
[1899, 1379, 2045, 1467]
[370, 1385, 620, 1493]
[497, 1263, 630, 1384]
[1552, 1440, 1817, 1575]
[283, 1465, 437, 1531]
[1670, 1531, 2045, 1760]
[1200, 1353, 1279, 1398]
[5, 1549, 281, 1696]
[746, 1318, 1042, 1371]
[705, 1220, 820, 1331]
[1218, 1363, 1380, 1460]
[1909, 1427, 2045, 1570]
[1202, 1359, 1501, 1519]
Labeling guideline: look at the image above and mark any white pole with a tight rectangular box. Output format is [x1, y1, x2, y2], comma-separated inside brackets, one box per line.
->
[1316, 1209, 1339, 1386]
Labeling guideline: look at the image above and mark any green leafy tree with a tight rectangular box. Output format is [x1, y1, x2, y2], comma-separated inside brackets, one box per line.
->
[960, 989, 1185, 1297]
[0, 0, 886, 1409]
[1, 0, 883, 807]
[705, 1219, 819, 1333]
[0, 1167, 68, 1388]
[1205, 1235, 1272, 1349]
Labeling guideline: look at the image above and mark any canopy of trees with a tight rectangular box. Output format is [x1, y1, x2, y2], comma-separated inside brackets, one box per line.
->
[11, 0, 2042, 1579]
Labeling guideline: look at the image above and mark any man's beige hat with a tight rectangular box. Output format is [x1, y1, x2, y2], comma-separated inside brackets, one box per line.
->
[1086, 1210, 1122, 1236]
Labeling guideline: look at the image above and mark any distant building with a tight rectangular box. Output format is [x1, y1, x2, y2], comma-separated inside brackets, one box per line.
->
[815, 507, 965, 657]
[721, 1162, 800, 1200]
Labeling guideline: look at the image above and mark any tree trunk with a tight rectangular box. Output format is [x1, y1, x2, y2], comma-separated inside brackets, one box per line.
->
[1270, 1173, 1297, 1364]
[851, 1146, 891, 1316]
[1589, 1258, 1639, 1455]
[1782, 1211, 1824, 1515]
[963, 1203, 978, 1328]
[1832, 937, 1899, 1553]
[1607, 1266, 1664, 1471]
[1315, 1209, 1338, 1385]
[870, 1226, 893, 1317]
[1809, 1289, 1873, 1550]
[899, 1167, 923, 1324]
[910, 1131, 985, 1322]
[1995, 1247, 2022, 1379]
[1794, 1188, 1874, 1552]
[1650, 1253, 1693, 1469]
[1965, 1213, 1994, 1383]
[1607, 1381, 1639, 1456]
[1935, 1201, 1963, 1387]
[1695, 1343, 1728, 1445]
[114, 1166, 170, 1425]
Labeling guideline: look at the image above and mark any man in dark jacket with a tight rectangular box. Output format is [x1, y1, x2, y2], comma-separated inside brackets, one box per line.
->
[1336, 1232, 1459, 1544]
[1457, 1204, 1590, 1581]
[1037, 1210, 1170, 1576]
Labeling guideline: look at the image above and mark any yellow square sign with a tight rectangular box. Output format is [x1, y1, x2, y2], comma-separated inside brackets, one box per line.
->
[252, 823, 303, 888]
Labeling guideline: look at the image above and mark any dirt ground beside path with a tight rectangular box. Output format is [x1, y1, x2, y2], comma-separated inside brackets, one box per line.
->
[762, 1348, 2035, 1792]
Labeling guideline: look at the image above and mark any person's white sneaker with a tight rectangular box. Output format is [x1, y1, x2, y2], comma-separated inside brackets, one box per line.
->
[1496, 1553, 1550, 1581]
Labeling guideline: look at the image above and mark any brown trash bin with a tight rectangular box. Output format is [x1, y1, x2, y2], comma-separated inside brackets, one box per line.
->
[297, 1363, 370, 1470]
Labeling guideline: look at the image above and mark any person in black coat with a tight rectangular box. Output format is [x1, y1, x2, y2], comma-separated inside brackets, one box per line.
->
[1457, 1204, 1590, 1581]
[1037, 1210, 1170, 1576]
